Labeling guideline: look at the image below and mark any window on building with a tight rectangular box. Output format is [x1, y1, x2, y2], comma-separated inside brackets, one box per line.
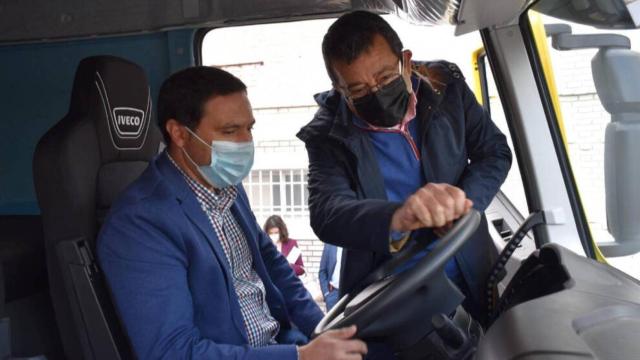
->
[243, 169, 309, 221]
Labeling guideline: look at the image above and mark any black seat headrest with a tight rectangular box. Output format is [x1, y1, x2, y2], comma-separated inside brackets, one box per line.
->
[69, 55, 158, 163]
[34, 55, 162, 240]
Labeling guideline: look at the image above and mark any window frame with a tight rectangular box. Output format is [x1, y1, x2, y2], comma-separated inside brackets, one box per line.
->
[515, 10, 597, 259]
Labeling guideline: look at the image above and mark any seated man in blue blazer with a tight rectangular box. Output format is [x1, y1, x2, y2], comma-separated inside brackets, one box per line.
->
[97, 66, 367, 360]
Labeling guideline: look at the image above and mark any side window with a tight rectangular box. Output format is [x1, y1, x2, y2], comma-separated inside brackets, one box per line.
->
[474, 51, 535, 260]
[476, 53, 529, 217]
[535, 12, 640, 279]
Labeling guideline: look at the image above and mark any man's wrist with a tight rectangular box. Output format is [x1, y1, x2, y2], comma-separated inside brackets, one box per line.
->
[389, 230, 411, 253]
[390, 230, 409, 242]
[296, 345, 304, 360]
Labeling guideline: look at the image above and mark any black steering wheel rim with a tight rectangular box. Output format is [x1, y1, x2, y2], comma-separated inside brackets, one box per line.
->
[313, 209, 481, 339]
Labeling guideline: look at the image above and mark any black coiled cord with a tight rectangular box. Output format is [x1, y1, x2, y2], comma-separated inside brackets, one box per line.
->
[486, 211, 545, 321]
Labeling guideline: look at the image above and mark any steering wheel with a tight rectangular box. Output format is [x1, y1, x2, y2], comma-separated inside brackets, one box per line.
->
[312, 210, 481, 348]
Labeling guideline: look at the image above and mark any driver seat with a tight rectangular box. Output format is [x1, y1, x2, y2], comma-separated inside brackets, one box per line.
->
[33, 55, 162, 359]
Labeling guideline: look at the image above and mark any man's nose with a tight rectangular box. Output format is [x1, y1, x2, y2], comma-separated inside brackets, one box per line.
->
[365, 79, 379, 91]
[239, 130, 253, 142]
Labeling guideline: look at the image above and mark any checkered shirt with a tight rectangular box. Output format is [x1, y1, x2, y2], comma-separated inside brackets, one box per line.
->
[168, 154, 279, 346]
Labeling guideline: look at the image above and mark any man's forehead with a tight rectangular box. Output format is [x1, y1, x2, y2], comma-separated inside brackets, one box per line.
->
[200, 92, 254, 127]
[333, 35, 399, 85]
[218, 117, 255, 128]
[348, 34, 395, 60]
[204, 91, 250, 109]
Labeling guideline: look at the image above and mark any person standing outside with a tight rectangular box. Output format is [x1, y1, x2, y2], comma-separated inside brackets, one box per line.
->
[318, 244, 342, 311]
[264, 215, 306, 277]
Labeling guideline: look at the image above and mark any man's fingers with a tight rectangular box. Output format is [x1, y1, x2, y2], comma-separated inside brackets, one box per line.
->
[304, 328, 366, 360]
[464, 199, 473, 213]
[330, 325, 357, 339]
[396, 184, 473, 232]
[425, 199, 447, 227]
[401, 204, 421, 228]
[341, 339, 368, 355]
[409, 194, 434, 228]
[341, 355, 365, 360]
[432, 191, 455, 223]
[444, 185, 467, 217]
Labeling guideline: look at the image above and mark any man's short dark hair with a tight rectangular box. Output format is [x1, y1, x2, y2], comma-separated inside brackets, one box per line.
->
[157, 66, 247, 144]
[322, 11, 404, 84]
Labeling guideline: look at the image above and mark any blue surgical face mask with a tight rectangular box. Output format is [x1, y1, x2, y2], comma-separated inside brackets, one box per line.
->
[182, 127, 254, 188]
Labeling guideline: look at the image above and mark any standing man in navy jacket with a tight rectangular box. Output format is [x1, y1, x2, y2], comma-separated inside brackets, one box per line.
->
[297, 11, 512, 329]
[98, 67, 367, 360]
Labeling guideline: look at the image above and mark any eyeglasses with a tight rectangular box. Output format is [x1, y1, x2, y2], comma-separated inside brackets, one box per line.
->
[340, 63, 403, 102]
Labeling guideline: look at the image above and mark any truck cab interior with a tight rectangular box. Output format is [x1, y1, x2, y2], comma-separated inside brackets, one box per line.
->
[2, 0, 640, 359]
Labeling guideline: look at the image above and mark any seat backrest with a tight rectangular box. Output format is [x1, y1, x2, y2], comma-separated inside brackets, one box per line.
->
[33, 55, 162, 359]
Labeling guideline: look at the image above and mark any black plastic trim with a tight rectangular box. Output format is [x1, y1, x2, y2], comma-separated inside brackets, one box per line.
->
[480, 29, 540, 240]
[193, 27, 210, 66]
[517, 11, 596, 259]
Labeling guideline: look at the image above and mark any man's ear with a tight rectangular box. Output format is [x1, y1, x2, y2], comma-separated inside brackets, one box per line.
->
[332, 77, 351, 107]
[166, 119, 188, 148]
[331, 70, 345, 94]
[401, 50, 414, 92]
[402, 49, 413, 74]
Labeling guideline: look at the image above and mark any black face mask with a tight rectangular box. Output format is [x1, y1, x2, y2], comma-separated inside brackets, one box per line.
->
[352, 76, 410, 128]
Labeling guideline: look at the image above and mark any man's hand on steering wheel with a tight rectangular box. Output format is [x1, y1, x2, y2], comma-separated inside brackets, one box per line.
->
[391, 183, 473, 233]
[434, 221, 454, 238]
[313, 208, 481, 339]
[299, 325, 368, 360]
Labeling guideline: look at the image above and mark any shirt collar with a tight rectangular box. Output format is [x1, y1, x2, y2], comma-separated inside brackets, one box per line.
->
[166, 152, 237, 214]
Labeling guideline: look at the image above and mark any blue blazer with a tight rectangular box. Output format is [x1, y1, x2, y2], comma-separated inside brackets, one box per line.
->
[318, 244, 337, 297]
[97, 152, 323, 359]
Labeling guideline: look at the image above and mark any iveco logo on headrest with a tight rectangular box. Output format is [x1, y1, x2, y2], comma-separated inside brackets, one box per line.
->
[112, 107, 145, 138]
[117, 114, 141, 126]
